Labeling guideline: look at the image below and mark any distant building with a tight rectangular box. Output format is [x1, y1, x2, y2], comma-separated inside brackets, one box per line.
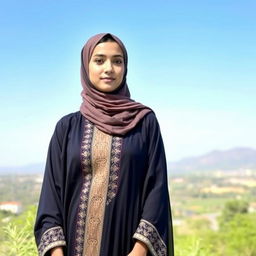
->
[0, 201, 22, 214]
[35, 174, 43, 183]
[172, 178, 185, 184]
[249, 202, 256, 213]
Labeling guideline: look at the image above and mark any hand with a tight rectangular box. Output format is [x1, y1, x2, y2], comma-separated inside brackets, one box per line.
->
[50, 247, 64, 256]
[127, 241, 148, 256]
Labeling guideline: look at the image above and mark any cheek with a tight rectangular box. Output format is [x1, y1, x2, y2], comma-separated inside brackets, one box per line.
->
[89, 65, 100, 80]
[118, 67, 125, 80]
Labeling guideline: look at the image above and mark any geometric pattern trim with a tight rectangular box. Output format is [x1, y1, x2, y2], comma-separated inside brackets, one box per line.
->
[106, 136, 122, 205]
[38, 226, 66, 256]
[133, 219, 167, 256]
[74, 120, 93, 256]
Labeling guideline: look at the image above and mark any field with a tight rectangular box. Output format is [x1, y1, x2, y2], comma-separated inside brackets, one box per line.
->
[1, 168, 256, 255]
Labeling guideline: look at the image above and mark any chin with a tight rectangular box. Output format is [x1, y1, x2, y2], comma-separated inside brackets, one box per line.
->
[97, 84, 120, 93]
[94, 86, 115, 93]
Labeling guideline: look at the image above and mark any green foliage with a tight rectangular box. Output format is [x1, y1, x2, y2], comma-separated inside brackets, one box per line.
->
[175, 234, 215, 256]
[187, 218, 211, 234]
[219, 213, 256, 255]
[175, 200, 256, 256]
[0, 206, 37, 256]
[219, 199, 248, 224]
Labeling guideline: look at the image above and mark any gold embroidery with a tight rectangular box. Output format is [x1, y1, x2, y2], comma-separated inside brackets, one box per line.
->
[75, 121, 122, 256]
[74, 120, 93, 256]
[83, 127, 112, 256]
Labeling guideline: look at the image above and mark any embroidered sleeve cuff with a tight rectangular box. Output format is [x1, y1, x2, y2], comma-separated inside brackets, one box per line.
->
[38, 226, 66, 256]
[133, 219, 167, 256]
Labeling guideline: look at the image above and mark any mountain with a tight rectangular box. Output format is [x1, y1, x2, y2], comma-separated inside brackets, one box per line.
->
[1, 147, 255, 175]
[168, 147, 256, 174]
[0, 163, 45, 175]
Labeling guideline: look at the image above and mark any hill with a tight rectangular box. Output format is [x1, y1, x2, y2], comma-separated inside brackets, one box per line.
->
[0, 163, 45, 175]
[168, 147, 256, 174]
[1, 147, 255, 175]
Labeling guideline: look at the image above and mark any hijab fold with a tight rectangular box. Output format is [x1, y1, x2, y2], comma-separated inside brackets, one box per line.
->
[80, 33, 152, 135]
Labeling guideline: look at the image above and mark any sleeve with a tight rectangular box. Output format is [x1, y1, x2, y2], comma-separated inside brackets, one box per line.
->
[133, 113, 174, 256]
[34, 120, 67, 256]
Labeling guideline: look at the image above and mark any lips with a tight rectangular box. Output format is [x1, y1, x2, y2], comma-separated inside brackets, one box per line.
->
[101, 77, 115, 82]
[101, 77, 115, 80]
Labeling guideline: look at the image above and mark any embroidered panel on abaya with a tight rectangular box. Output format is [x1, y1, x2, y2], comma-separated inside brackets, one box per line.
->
[74, 121, 122, 256]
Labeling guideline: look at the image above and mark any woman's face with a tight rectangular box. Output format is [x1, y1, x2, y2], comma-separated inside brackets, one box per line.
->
[89, 41, 125, 92]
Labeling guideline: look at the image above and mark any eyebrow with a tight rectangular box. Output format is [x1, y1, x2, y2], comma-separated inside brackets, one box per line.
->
[92, 54, 124, 58]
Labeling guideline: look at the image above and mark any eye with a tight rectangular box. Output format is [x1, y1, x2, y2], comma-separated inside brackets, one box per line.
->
[94, 58, 104, 65]
[113, 59, 123, 65]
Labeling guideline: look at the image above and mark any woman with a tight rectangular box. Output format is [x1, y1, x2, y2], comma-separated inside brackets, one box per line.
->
[34, 33, 174, 256]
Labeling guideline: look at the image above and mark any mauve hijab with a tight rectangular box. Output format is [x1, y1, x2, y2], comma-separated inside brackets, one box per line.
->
[80, 33, 152, 136]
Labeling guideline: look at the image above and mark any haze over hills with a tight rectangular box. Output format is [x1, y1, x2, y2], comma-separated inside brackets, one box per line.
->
[0, 147, 255, 175]
[0, 163, 45, 175]
[168, 147, 256, 174]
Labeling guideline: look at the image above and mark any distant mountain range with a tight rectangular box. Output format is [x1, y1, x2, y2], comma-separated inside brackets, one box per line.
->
[0, 147, 255, 175]
[168, 147, 256, 174]
[0, 163, 45, 175]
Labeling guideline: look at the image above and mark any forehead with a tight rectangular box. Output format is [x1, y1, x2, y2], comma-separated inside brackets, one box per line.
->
[91, 41, 123, 56]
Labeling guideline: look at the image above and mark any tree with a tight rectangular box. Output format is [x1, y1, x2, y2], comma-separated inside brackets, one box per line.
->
[219, 199, 248, 224]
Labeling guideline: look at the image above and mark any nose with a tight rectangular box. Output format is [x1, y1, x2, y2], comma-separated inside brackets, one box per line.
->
[104, 60, 113, 73]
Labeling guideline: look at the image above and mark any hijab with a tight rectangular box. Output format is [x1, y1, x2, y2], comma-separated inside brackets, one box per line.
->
[80, 33, 152, 136]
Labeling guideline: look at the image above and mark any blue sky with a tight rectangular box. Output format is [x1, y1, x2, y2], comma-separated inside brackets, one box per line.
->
[0, 0, 255, 166]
